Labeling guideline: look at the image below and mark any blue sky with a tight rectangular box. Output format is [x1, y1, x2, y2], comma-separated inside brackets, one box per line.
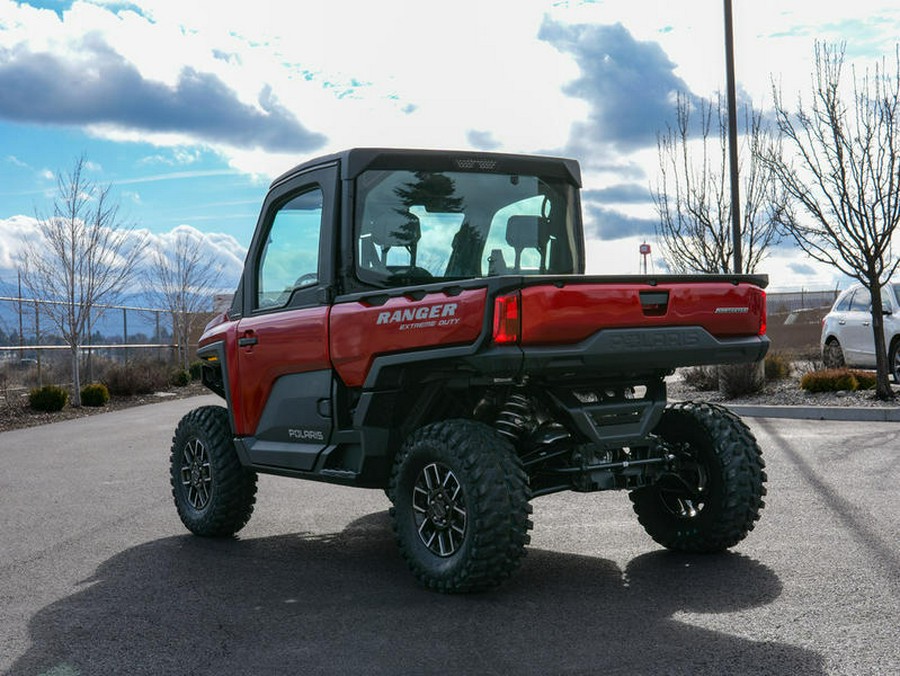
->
[2, 0, 900, 292]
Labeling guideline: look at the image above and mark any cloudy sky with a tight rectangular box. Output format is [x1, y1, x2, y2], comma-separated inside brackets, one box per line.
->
[2, 0, 900, 294]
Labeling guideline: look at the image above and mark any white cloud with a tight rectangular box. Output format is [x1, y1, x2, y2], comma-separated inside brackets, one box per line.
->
[0, 215, 36, 270]
[4, 154, 28, 168]
[0, 216, 246, 297]
[585, 233, 846, 292]
[5, 0, 895, 175]
[4, 0, 900, 292]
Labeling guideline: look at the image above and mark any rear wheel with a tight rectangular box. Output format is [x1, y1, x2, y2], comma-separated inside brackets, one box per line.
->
[823, 338, 845, 368]
[630, 402, 766, 552]
[389, 419, 532, 592]
[170, 406, 257, 537]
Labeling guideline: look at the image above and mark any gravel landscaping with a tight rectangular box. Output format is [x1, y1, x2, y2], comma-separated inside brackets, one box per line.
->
[3, 363, 899, 435]
[0, 382, 208, 433]
[667, 363, 900, 409]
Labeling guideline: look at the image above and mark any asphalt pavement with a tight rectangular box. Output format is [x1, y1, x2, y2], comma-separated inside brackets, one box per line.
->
[1, 396, 898, 675]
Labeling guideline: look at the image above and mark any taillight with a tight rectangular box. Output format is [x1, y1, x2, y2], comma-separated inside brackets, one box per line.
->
[759, 290, 767, 336]
[493, 292, 521, 344]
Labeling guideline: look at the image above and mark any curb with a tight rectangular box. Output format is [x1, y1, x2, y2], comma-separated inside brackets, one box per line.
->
[724, 404, 900, 422]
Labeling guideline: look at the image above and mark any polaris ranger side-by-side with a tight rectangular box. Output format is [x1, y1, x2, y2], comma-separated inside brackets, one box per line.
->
[170, 148, 768, 592]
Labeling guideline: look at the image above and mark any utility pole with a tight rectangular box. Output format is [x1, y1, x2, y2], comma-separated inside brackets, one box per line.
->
[724, 0, 742, 274]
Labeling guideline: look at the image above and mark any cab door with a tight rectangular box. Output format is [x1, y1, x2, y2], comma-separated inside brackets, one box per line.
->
[235, 165, 338, 471]
[842, 287, 874, 365]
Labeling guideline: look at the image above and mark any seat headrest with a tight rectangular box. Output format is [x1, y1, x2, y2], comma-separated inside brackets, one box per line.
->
[506, 215, 548, 251]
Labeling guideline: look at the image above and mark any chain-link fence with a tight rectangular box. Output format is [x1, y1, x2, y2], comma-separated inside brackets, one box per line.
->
[0, 296, 178, 391]
[762, 289, 842, 356]
[766, 289, 840, 314]
[0, 288, 844, 395]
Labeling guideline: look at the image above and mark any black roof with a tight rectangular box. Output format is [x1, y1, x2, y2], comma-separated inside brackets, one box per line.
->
[270, 148, 582, 190]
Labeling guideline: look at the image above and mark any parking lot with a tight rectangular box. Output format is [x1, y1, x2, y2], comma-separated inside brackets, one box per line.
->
[1, 396, 898, 675]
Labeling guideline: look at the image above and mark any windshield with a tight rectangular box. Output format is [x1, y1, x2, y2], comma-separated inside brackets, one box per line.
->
[355, 169, 579, 286]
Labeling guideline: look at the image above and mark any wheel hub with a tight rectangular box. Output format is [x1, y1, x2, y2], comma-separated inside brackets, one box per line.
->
[180, 438, 212, 510]
[427, 489, 452, 527]
[660, 442, 708, 519]
[412, 462, 467, 557]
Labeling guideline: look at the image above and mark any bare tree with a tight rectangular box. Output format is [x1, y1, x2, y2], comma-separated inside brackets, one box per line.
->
[145, 229, 223, 371]
[19, 156, 144, 406]
[760, 43, 900, 399]
[653, 92, 784, 274]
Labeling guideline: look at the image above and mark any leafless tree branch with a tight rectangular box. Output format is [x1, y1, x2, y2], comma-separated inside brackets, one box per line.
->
[758, 42, 900, 399]
[18, 156, 145, 406]
[653, 92, 784, 274]
[144, 230, 223, 370]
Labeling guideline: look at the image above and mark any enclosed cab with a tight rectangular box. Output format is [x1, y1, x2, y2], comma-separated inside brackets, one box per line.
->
[171, 149, 768, 593]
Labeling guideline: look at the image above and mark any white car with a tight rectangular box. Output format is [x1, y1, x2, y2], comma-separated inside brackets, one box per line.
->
[820, 283, 900, 381]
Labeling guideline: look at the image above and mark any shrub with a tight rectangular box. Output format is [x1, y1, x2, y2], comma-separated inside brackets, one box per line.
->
[29, 384, 69, 412]
[719, 362, 765, 398]
[170, 368, 191, 387]
[679, 365, 719, 391]
[80, 383, 110, 407]
[764, 352, 792, 381]
[103, 361, 170, 396]
[851, 370, 877, 390]
[800, 368, 861, 393]
[189, 360, 204, 381]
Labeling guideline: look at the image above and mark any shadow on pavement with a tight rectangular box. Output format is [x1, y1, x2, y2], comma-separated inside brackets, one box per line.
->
[757, 418, 900, 600]
[11, 512, 823, 675]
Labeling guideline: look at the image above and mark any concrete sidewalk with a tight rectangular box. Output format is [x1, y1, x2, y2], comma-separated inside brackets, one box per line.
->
[726, 403, 900, 422]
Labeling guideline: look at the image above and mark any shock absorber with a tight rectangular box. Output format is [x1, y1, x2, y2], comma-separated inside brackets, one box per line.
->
[494, 392, 534, 442]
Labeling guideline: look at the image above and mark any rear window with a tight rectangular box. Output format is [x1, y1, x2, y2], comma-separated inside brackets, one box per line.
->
[354, 169, 579, 287]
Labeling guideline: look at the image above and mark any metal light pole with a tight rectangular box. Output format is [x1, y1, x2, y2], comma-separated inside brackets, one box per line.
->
[724, 0, 742, 274]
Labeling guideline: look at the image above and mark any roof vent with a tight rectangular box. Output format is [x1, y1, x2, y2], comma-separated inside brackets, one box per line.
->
[454, 158, 498, 171]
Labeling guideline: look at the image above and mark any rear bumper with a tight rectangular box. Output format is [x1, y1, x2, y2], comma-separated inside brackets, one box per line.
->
[521, 327, 769, 376]
[360, 326, 768, 389]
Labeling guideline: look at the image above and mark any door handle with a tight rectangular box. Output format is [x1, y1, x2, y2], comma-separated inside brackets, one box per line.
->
[238, 334, 258, 347]
[838, 320, 846, 325]
[863, 321, 870, 327]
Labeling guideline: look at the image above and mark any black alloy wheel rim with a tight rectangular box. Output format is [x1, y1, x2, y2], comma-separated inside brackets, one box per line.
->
[412, 462, 467, 557]
[181, 438, 212, 510]
[660, 444, 709, 519]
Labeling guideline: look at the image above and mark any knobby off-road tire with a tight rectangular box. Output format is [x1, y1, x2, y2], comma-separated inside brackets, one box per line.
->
[389, 419, 532, 593]
[629, 402, 766, 552]
[170, 405, 258, 537]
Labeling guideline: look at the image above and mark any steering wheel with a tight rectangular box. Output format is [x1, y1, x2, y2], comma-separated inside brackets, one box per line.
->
[293, 272, 318, 288]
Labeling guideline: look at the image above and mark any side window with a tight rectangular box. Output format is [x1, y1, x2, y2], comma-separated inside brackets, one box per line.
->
[834, 291, 852, 312]
[849, 288, 871, 312]
[881, 287, 894, 313]
[257, 187, 323, 309]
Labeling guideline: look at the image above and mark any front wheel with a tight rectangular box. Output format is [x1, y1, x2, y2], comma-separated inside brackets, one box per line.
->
[389, 419, 532, 592]
[170, 406, 258, 537]
[890, 340, 900, 384]
[630, 402, 766, 552]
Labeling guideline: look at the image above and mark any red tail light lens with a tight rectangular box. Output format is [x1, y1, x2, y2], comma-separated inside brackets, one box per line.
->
[493, 293, 521, 344]
[759, 290, 767, 336]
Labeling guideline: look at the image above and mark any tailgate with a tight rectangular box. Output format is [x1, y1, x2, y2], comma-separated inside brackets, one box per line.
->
[520, 280, 766, 346]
